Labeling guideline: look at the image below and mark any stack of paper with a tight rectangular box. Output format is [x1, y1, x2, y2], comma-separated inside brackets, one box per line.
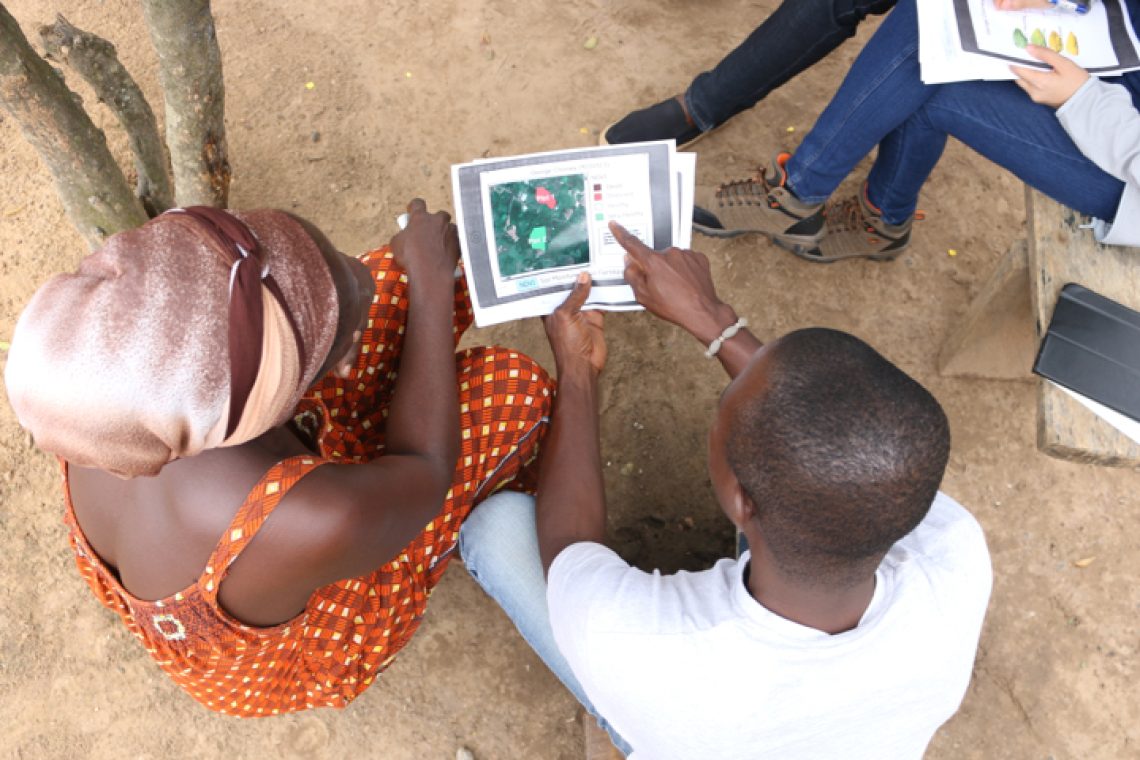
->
[451, 140, 695, 327]
[919, 0, 1140, 83]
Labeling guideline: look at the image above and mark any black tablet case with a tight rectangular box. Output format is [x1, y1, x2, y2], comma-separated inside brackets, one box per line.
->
[1032, 284, 1140, 423]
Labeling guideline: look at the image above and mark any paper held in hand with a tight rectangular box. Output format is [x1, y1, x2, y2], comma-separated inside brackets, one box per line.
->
[918, 0, 1140, 83]
[450, 140, 696, 327]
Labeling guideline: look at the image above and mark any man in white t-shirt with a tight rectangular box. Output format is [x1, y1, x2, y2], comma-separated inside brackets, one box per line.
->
[458, 223, 992, 759]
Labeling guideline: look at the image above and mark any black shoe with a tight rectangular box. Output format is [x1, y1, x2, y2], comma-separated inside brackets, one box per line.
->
[600, 96, 704, 149]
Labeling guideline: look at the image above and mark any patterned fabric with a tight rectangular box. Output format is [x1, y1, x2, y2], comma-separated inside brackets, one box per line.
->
[62, 247, 553, 716]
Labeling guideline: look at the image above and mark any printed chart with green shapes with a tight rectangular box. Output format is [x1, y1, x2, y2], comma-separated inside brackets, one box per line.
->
[488, 174, 590, 278]
[1012, 26, 1079, 55]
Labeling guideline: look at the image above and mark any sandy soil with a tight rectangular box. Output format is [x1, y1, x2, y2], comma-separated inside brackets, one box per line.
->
[1, 1, 1137, 758]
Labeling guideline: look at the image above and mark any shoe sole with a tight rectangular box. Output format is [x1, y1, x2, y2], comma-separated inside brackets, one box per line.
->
[774, 235, 907, 264]
[598, 121, 718, 152]
[692, 224, 904, 262]
[694, 223, 827, 255]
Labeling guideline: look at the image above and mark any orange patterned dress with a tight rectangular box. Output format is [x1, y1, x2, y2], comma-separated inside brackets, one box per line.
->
[62, 247, 553, 716]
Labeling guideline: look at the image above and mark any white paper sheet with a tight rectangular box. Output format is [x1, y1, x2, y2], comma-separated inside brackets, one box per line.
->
[919, 0, 1140, 83]
[451, 141, 695, 327]
[1053, 381, 1140, 445]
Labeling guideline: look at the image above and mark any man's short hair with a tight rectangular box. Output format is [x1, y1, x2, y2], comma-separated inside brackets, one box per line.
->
[726, 328, 950, 586]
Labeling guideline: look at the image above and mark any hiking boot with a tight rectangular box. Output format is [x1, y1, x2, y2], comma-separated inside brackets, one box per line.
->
[600, 95, 705, 150]
[692, 153, 825, 252]
[778, 187, 913, 263]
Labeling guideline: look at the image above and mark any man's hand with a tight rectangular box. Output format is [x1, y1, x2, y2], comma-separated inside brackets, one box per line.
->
[390, 198, 461, 281]
[1012, 45, 1090, 108]
[993, 0, 1052, 10]
[611, 221, 735, 345]
[544, 273, 606, 377]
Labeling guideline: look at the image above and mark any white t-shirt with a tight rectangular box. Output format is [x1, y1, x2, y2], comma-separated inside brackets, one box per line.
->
[548, 492, 992, 760]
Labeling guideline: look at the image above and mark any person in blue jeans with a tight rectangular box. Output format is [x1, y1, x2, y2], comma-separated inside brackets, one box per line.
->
[694, 0, 1140, 261]
[601, 0, 897, 149]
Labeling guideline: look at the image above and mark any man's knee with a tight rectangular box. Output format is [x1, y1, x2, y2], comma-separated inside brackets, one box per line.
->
[459, 490, 538, 573]
[833, 0, 897, 27]
[459, 346, 554, 417]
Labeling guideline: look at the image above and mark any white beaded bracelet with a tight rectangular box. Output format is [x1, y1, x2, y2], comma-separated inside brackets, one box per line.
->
[704, 317, 748, 359]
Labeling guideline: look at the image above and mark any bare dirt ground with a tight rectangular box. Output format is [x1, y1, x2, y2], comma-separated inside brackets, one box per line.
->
[1, 1, 1137, 758]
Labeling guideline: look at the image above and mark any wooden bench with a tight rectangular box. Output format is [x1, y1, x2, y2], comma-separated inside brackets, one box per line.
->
[938, 187, 1140, 468]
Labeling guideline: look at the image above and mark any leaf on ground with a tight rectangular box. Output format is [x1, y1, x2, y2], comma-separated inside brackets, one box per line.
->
[1073, 556, 1096, 568]
[583, 35, 598, 50]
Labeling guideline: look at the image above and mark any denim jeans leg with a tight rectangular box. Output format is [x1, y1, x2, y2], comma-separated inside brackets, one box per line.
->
[863, 110, 948, 224]
[458, 490, 632, 757]
[784, 0, 934, 203]
[866, 77, 1127, 224]
[922, 81, 1124, 221]
[685, 0, 897, 131]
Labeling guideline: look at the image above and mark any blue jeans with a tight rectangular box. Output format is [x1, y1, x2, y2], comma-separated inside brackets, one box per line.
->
[458, 490, 632, 757]
[686, 0, 897, 131]
[785, 0, 1129, 224]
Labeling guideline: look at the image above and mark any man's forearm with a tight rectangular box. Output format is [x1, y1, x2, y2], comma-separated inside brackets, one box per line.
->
[536, 367, 606, 574]
[680, 301, 764, 379]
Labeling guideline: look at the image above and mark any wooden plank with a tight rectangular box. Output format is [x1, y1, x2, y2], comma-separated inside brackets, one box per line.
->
[938, 239, 1036, 379]
[1025, 187, 1140, 468]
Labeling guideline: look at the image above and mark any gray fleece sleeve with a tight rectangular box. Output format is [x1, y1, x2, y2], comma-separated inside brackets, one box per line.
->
[1056, 77, 1140, 246]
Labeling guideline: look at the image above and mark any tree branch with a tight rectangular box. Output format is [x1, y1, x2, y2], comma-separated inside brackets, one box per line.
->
[39, 14, 173, 216]
[140, 0, 230, 208]
[0, 2, 147, 248]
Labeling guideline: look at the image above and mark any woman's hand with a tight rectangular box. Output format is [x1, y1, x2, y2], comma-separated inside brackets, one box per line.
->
[994, 0, 1053, 10]
[390, 198, 460, 281]
[543, 273, 606, 378]
[610, 221, 736, 345]
[1012, 45, 1091, 108]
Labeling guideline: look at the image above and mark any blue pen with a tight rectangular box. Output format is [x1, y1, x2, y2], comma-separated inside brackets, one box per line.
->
[1049, 0, 1091, 14]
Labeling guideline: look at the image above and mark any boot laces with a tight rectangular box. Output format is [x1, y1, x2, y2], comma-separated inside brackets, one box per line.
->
[825, 196, 871, 234]
[716, 169, 773, 202]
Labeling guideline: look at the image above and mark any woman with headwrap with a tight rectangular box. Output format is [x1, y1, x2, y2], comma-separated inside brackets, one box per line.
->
[3, 199, 553, 716]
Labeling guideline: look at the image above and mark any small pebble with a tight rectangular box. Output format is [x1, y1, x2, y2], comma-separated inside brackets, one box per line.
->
[457, 749, 475, 760]
[584, 35, 599, 50]
[311, 131, 320, 143]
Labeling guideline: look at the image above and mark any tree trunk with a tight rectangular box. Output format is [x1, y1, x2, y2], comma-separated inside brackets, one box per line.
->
[40, 15, 173, 216]
[0, 3, 147, 248]
[140, 0, 230, 208]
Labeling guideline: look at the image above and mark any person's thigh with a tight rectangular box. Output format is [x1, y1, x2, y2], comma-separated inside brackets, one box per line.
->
[926, 80, 1125, 220]
[458, 491, 585, 698]
[459, 491, 632, 755]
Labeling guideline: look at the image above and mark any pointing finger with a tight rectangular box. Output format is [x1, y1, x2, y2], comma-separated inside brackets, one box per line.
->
[609, 221, 654, 264]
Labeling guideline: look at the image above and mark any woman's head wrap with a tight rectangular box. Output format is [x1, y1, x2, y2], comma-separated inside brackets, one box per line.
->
[4, 208, 339, 477]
